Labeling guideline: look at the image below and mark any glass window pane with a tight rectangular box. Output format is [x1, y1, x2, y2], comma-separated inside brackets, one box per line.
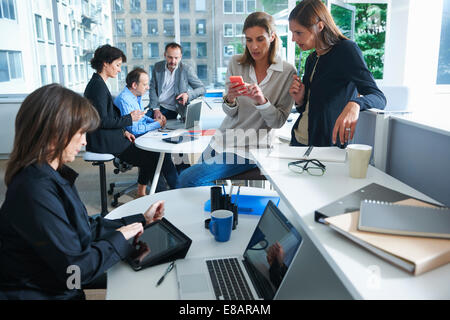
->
[163, 0, 173, 12]
[0, 51, 9, 82]
[9, 51, 22, 79]
[131, 19, 142, 36]
[181, 42, 191, 59]
[164, 19, 174, 36]
[117, 42, 126, 55]
[8, 0, 14, 20]
[35, 15, 43, 40]
[113, 0, 124, 11]
[131, 0, 141, 12]
[132, 42, 143, 59]
[247, 0, 256, 13]
[116, 19, 125, 36]
[180, 0, 189, 12]
[40, 65, 48, 85]
[196, 19, 206, 35]
[437, 0, 450, 84]
[195, 0, 205, 11]
[180, 19, 190, 36]
[148, 42, 159, 58]
[147, 19, 158, 35]
[147, 0, 156, 11]
[197, 65, 207, 80]
[197, 42, 207, 58]
[236, 0, 244, 13]
[46, 19, 54, 42]
[51, 65, 58, 83]
[224, 0, 232, 13]
[224, 24, 233, 37]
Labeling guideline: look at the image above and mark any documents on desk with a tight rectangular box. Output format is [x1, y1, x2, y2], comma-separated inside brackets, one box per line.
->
[324, 198, 450, 276]
[268, 144, 347, 162]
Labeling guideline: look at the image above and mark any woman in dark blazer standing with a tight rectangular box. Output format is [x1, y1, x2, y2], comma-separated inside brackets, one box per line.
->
[84, 45, 178, 197]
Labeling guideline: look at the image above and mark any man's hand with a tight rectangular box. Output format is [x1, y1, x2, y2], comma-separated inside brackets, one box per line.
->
[124, 131, 136, 143]
[117, 222, 144, 241]
[153, 109, 163, 120]
[176, 93, 189, 106]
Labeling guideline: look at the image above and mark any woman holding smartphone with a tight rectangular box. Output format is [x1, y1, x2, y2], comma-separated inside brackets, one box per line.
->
[0, 84, 165, 299]
[288, 0, 386, 147]
[178, 12, 295, 187]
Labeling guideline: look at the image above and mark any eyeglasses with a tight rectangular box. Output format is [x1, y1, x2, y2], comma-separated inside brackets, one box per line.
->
[288, 159, 326, 176]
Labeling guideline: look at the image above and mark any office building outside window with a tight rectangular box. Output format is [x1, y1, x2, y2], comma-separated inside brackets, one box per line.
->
[146, 0, 157, 12]
[35, 15, 44, 41]
[180, 0, 190, 12]
[130, 0, 141, 13]
[164, 19, 175, 36]
[148, 42, 159, 58]
[132, 42, 143, 59]
[180, 19, 190, 36]
[131, 19, 142, 37]
[163, 0, 174, 13]
[224, 0, 233, 14]
[148, 19, 158, 35]
[0, 0, 16, 20]
[181, 42, 191, 59]
[197, 42, 207, 58]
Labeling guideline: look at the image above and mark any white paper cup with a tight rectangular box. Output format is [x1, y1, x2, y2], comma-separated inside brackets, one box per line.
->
[347, 144, 372, 178]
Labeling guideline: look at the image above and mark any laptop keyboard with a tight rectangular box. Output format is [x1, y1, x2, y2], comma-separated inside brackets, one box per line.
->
[206, 258, 255, 300]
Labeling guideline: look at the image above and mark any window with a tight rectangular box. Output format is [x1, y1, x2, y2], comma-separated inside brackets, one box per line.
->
[224, 0, 232, 13]
[0, 0, 16, 20]
[67, 64, 73, 84]
[147, 19, 158, 35]
[119, 65, 127, 81]
[180, 19, 190, 36]
[437, 0, 450, 84]
[197, 42, 207, 58]
[51, 65, 58, 83]
[236, 0, 244, 13]
[148, 42, 159, 58]
[235, 23, 244, 37]
[224, 24, 233, 37]
[181, 42, 191, 59]
[40, 65, 48, 86]
[64, 25, 70, 44]
[180, 0, 189, 12]
[246, 0, 256, 13]
[163, 19, 174, 36]
[35, 15, 44, 41]
[146, 0, 156, 12]
[131, 19, 142, 36]
[117, 42, 126, 55]
[113, 0, 124, 12]
[196, 19, 206, 35]
[163, 0, 173, 13]
[197, 64, 207, 80]
[149, 65, 154, 79]
[0, 50, 23, 82]
[115, 19, 125, 36]
[46, 19, 54, 42]
[130, 0, 141, 12]
[75, 63, 79, 83]
[195, 0, 206, 11]
[224, 45, 234, 57]
[132, 42, 143, 59]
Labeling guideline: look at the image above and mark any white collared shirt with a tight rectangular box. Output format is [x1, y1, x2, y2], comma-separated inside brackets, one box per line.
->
[157, 64, 178, 111]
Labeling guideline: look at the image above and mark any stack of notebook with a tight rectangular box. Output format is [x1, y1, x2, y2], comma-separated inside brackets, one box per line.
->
[315, 183, 450, 276]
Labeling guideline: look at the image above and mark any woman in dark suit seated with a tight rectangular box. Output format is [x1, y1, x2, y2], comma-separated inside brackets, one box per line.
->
[0, 84, 165, 299]
[84, 44, 178, 196]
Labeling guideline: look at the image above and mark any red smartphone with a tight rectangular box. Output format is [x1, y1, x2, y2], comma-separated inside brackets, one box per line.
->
[229, 76, 244, 86]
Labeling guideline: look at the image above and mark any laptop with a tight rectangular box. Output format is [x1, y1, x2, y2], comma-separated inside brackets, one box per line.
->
[175, 201, 303, 300]
[165, 101, 202, 130]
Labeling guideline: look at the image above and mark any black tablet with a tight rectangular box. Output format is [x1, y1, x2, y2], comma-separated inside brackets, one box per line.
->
[126, 218, 192, 271]
[162, 135, 198, 144]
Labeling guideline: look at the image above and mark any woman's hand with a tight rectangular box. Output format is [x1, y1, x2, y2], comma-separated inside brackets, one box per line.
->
[130, 110, 145, 122]
[124, 131, 136, 143]
[242, 83, 267, 105]
[226, 82, 248, 104]
[117, 222, 144, 241]
[143, 200, 165, 225]
[332, 101, 360, 145]
[289, 75, 305, 105]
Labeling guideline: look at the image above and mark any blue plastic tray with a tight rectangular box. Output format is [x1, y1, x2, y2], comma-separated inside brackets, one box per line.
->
[204, 194, 280, 216]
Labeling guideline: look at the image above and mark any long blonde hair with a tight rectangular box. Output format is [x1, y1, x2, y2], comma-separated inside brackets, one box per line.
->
[5, 84, 100, 186]
[238, 11, 280, 66]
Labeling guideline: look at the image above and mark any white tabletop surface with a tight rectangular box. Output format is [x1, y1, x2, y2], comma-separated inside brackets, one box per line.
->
[105, 186, 278, 300]
[250, 148, 450, 300]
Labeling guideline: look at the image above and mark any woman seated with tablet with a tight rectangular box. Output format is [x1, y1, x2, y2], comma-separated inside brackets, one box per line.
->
[0, 84, 165, 300]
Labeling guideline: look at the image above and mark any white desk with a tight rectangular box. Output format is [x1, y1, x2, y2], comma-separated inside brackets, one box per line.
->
[250, 148, 450, 299]
[105, 186, 278, 300]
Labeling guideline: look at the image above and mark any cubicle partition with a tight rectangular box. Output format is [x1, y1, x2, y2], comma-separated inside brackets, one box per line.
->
[386, 117, 450, 207]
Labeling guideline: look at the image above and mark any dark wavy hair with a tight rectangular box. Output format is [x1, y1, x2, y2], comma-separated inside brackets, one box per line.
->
[90, 44, 127, 73]
[289, 0, 347, 49]
[5, 84, 100, 186]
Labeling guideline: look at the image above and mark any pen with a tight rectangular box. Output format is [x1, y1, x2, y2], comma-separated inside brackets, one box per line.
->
[234, 186, 241, 205]
[222, 184, 226, 195]
[303, 146, 313, 157]
[156, 261, 175, 287]
[297, 50, 302, 78]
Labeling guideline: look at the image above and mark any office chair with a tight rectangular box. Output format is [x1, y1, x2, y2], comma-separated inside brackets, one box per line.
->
[108, 158, 138, 207]
[220, 167, 267, 188]
[83, 151, 115, 217]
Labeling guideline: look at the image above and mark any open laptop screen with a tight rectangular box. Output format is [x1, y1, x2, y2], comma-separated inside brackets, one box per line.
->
[243, 201, 302, 300]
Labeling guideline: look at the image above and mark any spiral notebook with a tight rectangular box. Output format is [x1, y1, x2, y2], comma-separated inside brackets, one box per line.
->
[358, 200, 450, 239]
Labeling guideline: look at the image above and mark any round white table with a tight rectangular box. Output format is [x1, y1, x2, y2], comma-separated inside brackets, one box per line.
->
[134, 130, 212, 194]
[105, 186, 278, 300]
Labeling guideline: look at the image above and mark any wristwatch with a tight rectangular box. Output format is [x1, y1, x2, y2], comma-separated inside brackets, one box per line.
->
[223, 95, 237, 107]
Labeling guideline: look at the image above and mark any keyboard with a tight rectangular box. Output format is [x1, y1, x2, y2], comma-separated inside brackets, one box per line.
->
[206, 258, 255, 300]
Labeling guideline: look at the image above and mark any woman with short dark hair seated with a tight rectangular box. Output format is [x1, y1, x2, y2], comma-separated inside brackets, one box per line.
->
[85, 44, 178, 196]
[0, 84, 165, 299]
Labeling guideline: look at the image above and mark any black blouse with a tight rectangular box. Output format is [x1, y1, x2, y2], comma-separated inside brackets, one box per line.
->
[292, 39, 386, 147]
[0, 163, 145, 299]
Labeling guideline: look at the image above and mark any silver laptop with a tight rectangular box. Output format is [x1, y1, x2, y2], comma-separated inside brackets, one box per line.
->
[175, 201, 303, 300]
[165, 101, 202, 130]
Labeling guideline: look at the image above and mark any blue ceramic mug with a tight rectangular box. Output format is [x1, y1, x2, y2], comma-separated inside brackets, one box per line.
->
[209, 210, 234, 242]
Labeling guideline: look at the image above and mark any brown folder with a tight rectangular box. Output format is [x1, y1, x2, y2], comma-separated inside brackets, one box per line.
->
[325, 199, 450, 276]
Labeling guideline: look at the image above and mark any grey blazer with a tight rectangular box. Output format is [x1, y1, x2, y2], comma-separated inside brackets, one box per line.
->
[149, 61, 206, 117]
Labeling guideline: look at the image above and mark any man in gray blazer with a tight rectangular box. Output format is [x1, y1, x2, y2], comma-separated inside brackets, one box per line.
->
[149, 42, 206, 121]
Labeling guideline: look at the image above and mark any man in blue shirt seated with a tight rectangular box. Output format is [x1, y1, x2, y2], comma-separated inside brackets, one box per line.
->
[115, 67, 178, 193]
[115, 67, 166, 136]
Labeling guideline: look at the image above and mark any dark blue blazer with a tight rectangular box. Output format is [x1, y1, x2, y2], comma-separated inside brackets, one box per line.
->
[0, 163, 145, 299]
